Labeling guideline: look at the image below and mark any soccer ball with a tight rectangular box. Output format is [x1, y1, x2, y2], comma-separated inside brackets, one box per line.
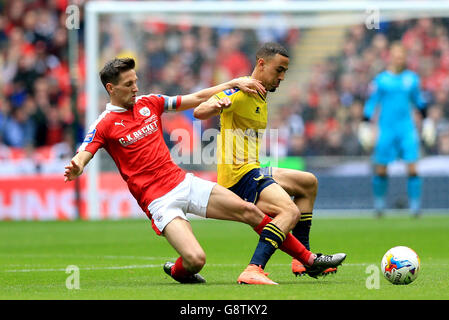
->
[381, 246, 420, 285]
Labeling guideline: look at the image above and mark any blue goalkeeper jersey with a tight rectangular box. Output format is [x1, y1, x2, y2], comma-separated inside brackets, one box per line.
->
[363, 69, 426, 131]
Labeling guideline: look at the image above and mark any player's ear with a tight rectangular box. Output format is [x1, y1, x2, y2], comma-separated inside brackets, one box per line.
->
[257, 57, 265, 68]
[106, 82, 114, 96]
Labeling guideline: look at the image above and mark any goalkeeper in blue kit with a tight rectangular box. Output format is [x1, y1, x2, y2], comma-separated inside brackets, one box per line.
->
[360, 42, 429, 217]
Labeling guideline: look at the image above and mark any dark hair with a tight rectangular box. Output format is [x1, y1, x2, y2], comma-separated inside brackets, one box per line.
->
[99, 57, 136, 91]
[256, 42, 289, 60]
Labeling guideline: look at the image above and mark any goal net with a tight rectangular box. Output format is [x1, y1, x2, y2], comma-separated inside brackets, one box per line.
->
[83, 1, 449, 219]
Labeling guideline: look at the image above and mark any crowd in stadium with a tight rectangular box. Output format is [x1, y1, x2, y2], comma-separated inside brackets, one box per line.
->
[1, 1, 449, 173]
[279, 18, 449, 157]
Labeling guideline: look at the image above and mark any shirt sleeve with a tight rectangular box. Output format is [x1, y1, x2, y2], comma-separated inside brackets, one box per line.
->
[137, 94, 182, 116]
[77, 122, 105, 156]
[411, 74, 427, 111]
[363, 76, 381, 121]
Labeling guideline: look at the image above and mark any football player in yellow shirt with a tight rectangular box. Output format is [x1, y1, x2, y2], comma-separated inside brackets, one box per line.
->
[194, 42, 345, 284]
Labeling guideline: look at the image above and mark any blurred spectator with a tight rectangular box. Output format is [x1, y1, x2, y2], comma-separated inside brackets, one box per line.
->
[438, 131, 449, 155]
[1, 106, 35, 148]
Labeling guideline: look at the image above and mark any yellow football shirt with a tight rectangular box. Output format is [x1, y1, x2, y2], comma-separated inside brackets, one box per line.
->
[214, 81, 267, 188]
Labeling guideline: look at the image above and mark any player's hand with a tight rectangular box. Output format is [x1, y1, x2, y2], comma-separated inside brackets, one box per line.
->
[213, 97, 231, 113]
[64, 159, 83, 182]
[358, 121, 375, 151]
[422, 118, 436, 147]
[233, 78, 266, 96]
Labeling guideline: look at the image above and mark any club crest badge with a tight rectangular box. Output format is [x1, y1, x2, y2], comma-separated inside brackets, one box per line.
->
[139, 107, 151, 117]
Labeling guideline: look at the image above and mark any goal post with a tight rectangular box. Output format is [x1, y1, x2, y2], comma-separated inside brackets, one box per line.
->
[84, 1, 449, 219]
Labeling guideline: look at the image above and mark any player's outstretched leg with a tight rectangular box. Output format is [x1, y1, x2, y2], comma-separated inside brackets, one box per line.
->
[162, 217, 207, 284]
[270, 168, 340, 278]
[205, 184, 279, 285]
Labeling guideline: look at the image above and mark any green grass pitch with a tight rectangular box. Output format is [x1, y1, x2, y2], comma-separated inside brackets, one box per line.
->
[1, 215, 448, 300]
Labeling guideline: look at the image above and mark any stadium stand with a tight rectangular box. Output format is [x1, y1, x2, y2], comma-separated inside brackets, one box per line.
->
[1, 1, 449, 177]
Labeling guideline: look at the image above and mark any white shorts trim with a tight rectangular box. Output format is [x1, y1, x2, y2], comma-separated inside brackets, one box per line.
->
[147, 173, 216, 234]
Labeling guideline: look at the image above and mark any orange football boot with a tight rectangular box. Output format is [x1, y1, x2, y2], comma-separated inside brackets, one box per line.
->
[237, 264, 278, 285]
[292, 258, 307, 276]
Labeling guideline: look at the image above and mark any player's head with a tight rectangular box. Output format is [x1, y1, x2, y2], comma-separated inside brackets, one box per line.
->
[100, 57, 138, 109]
[253, 42, 289, 92]
[389, 42, 407, 71]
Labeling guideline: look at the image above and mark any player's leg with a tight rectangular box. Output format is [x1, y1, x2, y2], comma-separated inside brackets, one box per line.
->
[191, 177, 279, 284]
[270, 167, 338, 276]
[372, 131, 394, 217]
[373, 164, 388, 217]
[271, 167, 317, 251]
[201, 173, 345, 283]
[401, 130, 422, 217]
[162, 217, 207, 283]
[204, 177, 327, 283]
[148, 173, 207, 283]
[406, 162, 422, 217]
[252, 183, 345, 279]
[205, 183, 310, 284]
[223, 169, 315, 267]
[248, 183, 308, 269]
[205, 184, 265, 228]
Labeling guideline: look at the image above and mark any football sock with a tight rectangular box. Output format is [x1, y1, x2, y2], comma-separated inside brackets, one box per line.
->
[373, 175, 388, 212]
[253, 215, 314, 266]
[249, 222, 286, 269]
[292, 212, 313, 251]
[407, 175, 422, 214]
[171, 256, 193, 280]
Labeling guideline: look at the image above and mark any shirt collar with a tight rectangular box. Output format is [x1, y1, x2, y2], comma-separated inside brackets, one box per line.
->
[106, 103, 129, 113]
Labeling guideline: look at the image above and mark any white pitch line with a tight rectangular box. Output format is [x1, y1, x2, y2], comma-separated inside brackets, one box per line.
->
[4, 264, 163, 273]
[4, 263, 368, 273]
[0, 253, 173, 260]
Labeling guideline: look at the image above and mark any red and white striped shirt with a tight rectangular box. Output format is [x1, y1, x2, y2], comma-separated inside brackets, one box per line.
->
[78, 94, 185, 217]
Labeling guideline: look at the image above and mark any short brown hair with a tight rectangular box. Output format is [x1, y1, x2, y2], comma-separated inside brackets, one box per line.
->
[99, 57, 136, 91]
[256, 42, 289, 60]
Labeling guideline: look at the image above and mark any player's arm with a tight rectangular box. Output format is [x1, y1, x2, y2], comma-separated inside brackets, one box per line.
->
[411, 75, 435, 146]
[176, 77, 265, 112]
[358, 78, 381, 150]
[411, 75, 427, 118]
[193, 96, 231, 120]
[363, 78, 381, 122]
[64, 150, 93, 182]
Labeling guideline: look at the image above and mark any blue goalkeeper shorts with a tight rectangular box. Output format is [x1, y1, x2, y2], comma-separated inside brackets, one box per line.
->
[374, 128, 419, 165]
[228, 167, 276, 204]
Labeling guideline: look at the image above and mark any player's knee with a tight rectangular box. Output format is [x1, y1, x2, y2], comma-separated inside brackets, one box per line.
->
[302, 172, 318, 197]
[184, 251, 206, 273]
[284, 203, 301, 227]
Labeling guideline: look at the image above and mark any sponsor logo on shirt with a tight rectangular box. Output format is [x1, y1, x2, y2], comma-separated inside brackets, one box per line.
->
[224, 88, 240, 96]
[83, 129, 96, 143]
[118, 119, 159, 146]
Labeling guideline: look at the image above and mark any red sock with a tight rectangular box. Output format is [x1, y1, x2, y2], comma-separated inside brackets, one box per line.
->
[171, 257, 192, 279]
[253, 215, 272, 234]
[281, 233, 314, 265]
[253, 214, 314, 265]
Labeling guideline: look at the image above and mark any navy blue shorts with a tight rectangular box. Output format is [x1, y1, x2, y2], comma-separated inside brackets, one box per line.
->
[228, 167, 277, 204]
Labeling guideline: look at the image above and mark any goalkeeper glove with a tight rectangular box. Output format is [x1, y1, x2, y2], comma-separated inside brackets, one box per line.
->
[422, 118, 436, 147]
[358, 118, 375, 151]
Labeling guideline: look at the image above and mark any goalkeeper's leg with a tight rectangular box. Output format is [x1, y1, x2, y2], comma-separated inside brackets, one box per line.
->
[407, 163, 422, 217]
[373, 165, 388, 218]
